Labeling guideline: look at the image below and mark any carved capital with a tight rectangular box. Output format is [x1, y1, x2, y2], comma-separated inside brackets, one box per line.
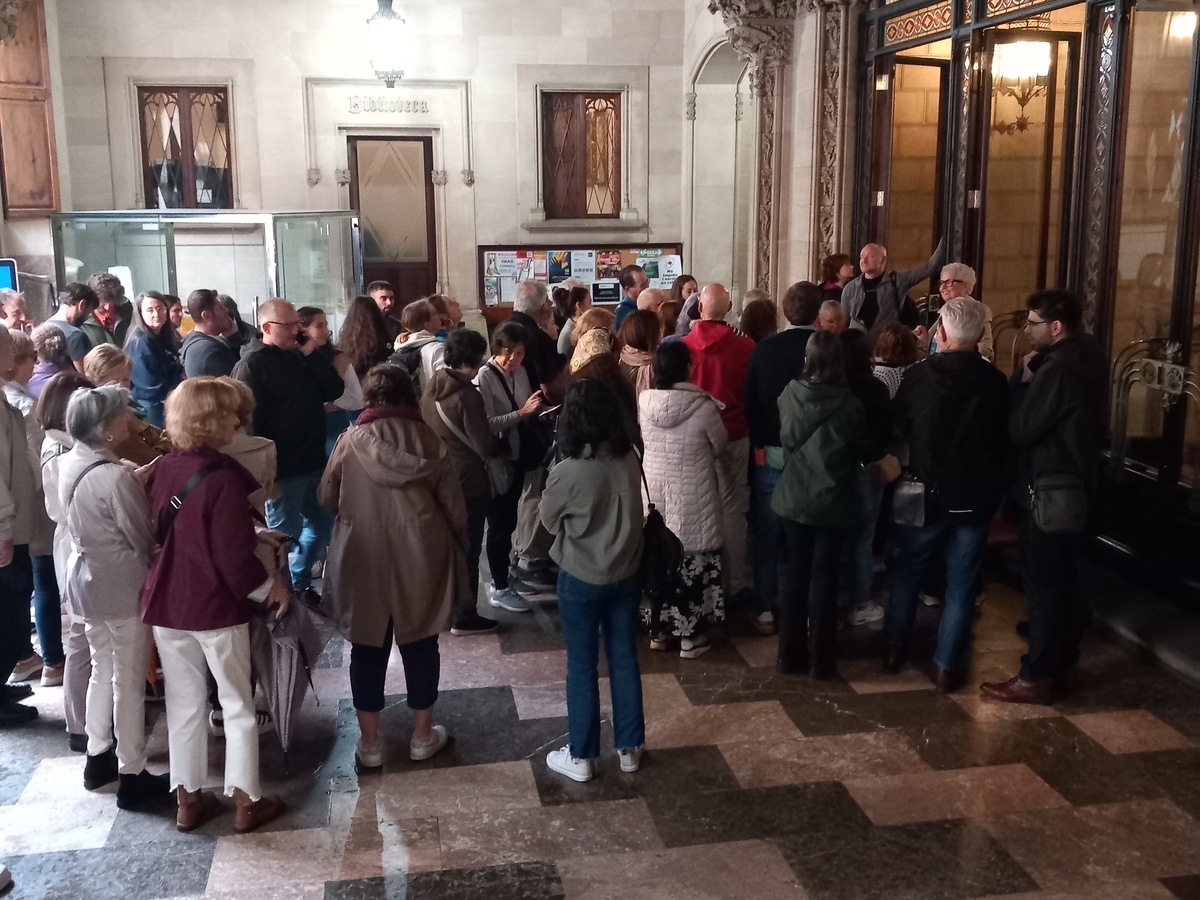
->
[334, 168, 351, 186]
[462, 169, 475, 187]
[710, 0, 802, 67]
[431, 170, 449, 187]
[685, 92, 697, 121]
[306, 168, 321, 187]
[0, 0, 21, 44]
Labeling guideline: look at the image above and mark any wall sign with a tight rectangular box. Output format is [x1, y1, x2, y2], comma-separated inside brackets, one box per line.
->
[347, 96, 430, 114]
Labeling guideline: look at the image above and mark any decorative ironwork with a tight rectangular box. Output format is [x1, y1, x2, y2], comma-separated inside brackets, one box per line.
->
[542, 92, 621, 219]
[585, 95, 618, 216]
[984, 0, 1049, 21]
[0, 0, 21, 43]
[139, 86, 232, 210]
[883, 1, 951, 46]
[1080, 9, 1116, 333]
[950, 42, 971, 259]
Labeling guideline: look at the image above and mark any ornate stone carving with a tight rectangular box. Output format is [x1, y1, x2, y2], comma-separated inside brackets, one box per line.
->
[686, 92, 697, 121]
[1081, 9, 1117, 334]
[462, 169, 475, 187]
[0, 0, 21, 44]
[431, 170, 449, 186]
[754, 64, 780, 290]
[815, 3, 844, 263]
[334, 168, 351, 186]
[306, 168, 321, 187]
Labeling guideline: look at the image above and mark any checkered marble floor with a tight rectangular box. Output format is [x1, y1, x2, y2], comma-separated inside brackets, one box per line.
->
[5, 581, 1200, 900]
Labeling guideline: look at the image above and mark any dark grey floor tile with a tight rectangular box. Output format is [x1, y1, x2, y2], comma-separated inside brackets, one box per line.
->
[7, 840, 215, 900]
[316, 636, 345, 669]
[325, 861, 565, 900]
[782, 688, 975, 737]
[645, 781, 873, 848]
[497, 606, 564, 655]
[1138, 748, 1200, 820]
[777, 818, 1039, 900]
[531, 744, 741, 806]
[1163, 873, 1200, 900]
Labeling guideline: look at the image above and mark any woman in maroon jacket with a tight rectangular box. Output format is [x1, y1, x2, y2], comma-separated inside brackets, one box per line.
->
[139, 377, 289, 833]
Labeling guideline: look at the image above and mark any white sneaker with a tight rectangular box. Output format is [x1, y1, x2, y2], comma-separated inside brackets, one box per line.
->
[648, 634, 670, 651]
[208, 709, 224, 738]
[7, 653, 42, 684]
[618, 746, 643, 773]
[356, 737, 383, 770]
[752, 611, 776, 635]
[410, 725, 448, 761]
[209, 709, 273, 737]
[846, 603, 885, 626]
[919, 592, 943, 607]
[680, 634, 711, 659]
[546, 747, 593, 782]
[489, 586, 531, 613]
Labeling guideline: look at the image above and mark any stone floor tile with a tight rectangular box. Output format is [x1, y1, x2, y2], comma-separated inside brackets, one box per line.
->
[1067, 710, 1194, 754]
[1136, 748, 1200, 820]
[719, 729, 930, 788]
[1162, 873, 1200, 900]
[950, 692, 1059, 724]
[7, 840, 215, 900]
[838, 658, 935, 694]
[843, 763, 1070, 825]
[974, 882, 1179, 900]
[324, 861, 566, 900]
[352, 760, 541, 819]
[511, 673, 689, 721]
[983, 799, 1200, 890]
[732, 635, 778, 669]
[0, 794, 118, 855]
[783, 687, 975, 738]
[341, 816, 444, 879]
[156, 888, 326, 900]
[532, 745, 740, 806]
[645, 699, 801, 748]
[438, 798, 663, 870]
[557, 839, 808, 899]
[776, 817, 1038, 900]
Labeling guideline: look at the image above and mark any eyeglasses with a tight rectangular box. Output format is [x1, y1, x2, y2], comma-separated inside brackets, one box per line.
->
[1024, 316, 1048, 328]
[264, 320, 301, 330]
[940, 279, 965, 288]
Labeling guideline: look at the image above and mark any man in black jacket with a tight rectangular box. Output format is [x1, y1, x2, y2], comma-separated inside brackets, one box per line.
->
[742, 281, 820, 634]
[982, 289, 1106, 704]
[883, 298, 1009, 693]
[233, 297, 344, 596]
[504, 281, 567, 593]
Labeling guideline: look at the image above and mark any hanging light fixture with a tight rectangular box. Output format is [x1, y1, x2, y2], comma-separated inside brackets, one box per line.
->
[366, 0, 408, 88]
[991, 40, 1052, 135]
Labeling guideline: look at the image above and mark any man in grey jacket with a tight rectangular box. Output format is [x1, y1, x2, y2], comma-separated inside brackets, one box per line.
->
[841, 237, 946, 338]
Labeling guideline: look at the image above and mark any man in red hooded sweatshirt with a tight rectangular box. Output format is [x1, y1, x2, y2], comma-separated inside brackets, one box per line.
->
[683, 283, 756, 603]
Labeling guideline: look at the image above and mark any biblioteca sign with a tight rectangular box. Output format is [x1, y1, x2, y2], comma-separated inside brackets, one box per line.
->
[348, 96, 430, 114]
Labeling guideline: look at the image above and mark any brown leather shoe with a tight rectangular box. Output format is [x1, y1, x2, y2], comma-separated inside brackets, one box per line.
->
[176, 788, 223, 833]
[935, 667, 965, 694]
[233, 789, 286, 833]
[979, 675, 1053, 705]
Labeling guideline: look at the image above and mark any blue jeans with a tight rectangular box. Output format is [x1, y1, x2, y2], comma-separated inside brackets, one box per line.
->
[31, 554, 64, 667]
[556, 571, 645, 760]
[848, 469, 885, 612]
[884, 520, 989, 672]
[751, 463, 784, 615]
[266, 472, 334, 591]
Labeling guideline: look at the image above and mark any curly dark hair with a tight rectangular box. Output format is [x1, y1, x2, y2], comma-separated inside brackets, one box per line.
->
[338, 295, 392, 378]
[820, 253, 851, 285]
[558, 378, 634, 460]
[873, 323, 919, 367]
[653, 341, 691, 388]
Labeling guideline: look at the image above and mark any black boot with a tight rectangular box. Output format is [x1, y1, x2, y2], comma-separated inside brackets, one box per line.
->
[116, 770, 172, 810]
[0, 698, 38, 727]
[83, 747, 118, 790]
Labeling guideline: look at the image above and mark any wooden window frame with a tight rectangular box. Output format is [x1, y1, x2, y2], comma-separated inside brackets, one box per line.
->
[540, 90, 622, 220]
[137, 84, 233, 210]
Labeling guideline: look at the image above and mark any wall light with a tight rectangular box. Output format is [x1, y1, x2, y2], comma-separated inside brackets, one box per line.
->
[366, 0, 408, 88]
[991, 40, 1052, 135]
[1168, 11, 1197, 40]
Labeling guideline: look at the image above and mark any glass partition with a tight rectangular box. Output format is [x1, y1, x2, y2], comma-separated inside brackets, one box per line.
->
[52, 210, 361, 331]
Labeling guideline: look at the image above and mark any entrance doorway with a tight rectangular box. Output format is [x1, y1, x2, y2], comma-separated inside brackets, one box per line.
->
[348, 136, 438, 308]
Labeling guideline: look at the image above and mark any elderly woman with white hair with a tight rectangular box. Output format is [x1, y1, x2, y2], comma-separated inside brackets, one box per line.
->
[58, 384, 169, 807]
[918, 263, 994, 361]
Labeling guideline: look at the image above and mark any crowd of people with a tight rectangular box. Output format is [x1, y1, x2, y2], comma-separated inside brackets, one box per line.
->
[0, 247, 1107, 826]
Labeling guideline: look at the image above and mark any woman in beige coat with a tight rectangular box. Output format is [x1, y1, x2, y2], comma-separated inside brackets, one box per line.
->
[320, 363, 468, 773]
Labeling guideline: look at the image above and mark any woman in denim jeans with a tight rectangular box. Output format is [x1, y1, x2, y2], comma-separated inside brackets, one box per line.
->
[539, 379, 646, 783]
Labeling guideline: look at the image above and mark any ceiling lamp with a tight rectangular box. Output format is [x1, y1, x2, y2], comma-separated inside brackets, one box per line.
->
[366, 0, 407, 88]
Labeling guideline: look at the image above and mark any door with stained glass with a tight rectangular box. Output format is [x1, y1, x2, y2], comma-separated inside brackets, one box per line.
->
[138, 86, 233, 210]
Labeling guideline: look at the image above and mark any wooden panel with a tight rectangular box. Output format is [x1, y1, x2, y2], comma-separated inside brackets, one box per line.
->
[0, 0, 49, 89]
[0, 0, 59, 216]
[0, 95, 57, 215]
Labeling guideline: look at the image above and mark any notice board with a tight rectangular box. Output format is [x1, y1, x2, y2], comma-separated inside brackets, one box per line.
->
[477, 243, 685, 307]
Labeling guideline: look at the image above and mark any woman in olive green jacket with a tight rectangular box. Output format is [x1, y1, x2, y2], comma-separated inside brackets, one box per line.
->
[771, 331, 866, 679]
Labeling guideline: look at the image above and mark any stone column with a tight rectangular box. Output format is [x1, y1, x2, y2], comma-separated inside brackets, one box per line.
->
[811, 0, 858, 277]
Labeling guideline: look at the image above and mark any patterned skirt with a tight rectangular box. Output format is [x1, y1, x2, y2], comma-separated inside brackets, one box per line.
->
[642, 551, 725, 638]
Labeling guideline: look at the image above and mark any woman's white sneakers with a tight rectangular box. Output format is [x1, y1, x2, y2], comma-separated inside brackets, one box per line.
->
[618, 746, 643, 773]
[410, 725, 449, 761]
[679, 634, 711, 659]
[355, 737, 383, 770]
[546, 747, 594, 782]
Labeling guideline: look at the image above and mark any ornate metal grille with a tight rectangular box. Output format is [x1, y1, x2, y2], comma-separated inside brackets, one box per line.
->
[138, 85, 232, 209]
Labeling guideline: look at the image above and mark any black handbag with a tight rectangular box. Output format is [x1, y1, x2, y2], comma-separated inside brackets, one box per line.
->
[635, 457, 683, 622]
[891, 398, 978, 528]
[1030, 473, 1088, 535]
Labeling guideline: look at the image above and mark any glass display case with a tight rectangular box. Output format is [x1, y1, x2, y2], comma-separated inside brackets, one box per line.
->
[51, 210, 362, 328]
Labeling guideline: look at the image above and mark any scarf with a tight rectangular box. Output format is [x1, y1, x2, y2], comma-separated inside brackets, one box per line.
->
[570, 327, 613, 373]
[355, 405, 424, 427]
[94, 304, 117, 332]
[619, 345, 655, 395]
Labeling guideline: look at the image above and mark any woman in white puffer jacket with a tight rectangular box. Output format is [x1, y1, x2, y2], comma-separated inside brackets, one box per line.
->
[637, 341, 727, 659]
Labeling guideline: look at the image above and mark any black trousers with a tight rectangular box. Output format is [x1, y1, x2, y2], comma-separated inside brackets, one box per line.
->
[463, 495, 488, 619]
[349, 623, 440, 713]
[0, 545, 33, 684]
[778, 521, 848, 674]
[1018, 513, 1087, 681]
[484, 474, 523, 590]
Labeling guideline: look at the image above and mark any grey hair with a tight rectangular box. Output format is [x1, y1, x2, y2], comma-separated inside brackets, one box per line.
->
[941, 262, 977, 289]
[743, 289, 770, 305]
[514, 280, 548, 315]
[0, 288, 21, 306]
[66, 384, 130, 448]
[938, 297, 986, 344]
[819, 299, 844, 317]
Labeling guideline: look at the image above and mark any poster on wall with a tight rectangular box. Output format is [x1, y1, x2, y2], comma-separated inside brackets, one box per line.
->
[597, 251, 622, 280]
[484, 277, 501, 306]
[570, 250, 596, 284]
[548, 250, 572, 283]
[477, 244, 683, 306]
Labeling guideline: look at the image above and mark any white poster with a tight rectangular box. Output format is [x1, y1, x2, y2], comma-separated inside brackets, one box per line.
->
[570, 250, 596, 284]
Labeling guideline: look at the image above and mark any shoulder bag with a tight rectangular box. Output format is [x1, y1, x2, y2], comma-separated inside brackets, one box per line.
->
[155, 463, 220, 540]
[486, 362, 553, 472]
[634, 453, 684, 622]
[892, 398, 978, 528]
[1030, 473, 1088, 535]
[434, 400, 514, 498]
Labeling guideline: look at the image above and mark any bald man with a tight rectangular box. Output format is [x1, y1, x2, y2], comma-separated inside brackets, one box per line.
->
[637, 288, 668, 313]
[682, 283, 756, 601]
[841, 237, 945, 338]
[233, 297, 344, 596]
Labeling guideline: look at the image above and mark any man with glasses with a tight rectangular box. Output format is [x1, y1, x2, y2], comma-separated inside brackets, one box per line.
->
[980, 289, 1106, 704]
[233, 298, 345, 600]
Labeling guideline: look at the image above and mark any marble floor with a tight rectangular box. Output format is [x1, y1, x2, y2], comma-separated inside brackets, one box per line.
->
[5, 579, 1200, 900]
